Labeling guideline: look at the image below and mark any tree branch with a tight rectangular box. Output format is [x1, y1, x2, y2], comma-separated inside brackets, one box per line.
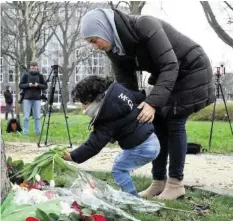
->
[200, 1, 233, 48]
[224, 1, 233, 11]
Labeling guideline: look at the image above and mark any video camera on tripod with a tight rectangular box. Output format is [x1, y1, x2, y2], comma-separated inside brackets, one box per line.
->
[38, 64, 72, 148]
[215, 62, 225, 77]
[209, 62, 233, 149]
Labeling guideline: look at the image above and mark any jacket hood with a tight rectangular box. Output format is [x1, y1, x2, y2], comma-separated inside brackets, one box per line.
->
[88, 82, 137, 129]
[113, 9, 139, 55]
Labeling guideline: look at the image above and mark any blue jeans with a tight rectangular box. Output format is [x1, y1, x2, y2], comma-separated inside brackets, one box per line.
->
[112, 133, 160, 196]
[23, 99, 41, 134]
[152, 117, 188, 181]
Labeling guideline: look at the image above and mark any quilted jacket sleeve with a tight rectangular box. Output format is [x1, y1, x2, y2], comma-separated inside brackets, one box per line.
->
[135, 16, 179, 108]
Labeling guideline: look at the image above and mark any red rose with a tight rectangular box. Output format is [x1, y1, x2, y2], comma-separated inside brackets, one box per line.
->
[25, 217, 41, 221]
[86, 214, 107, 221]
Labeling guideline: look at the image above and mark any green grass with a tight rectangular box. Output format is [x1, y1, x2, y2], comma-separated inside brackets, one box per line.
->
[1, 113, 91, 144]
[186, 121, 233, 154]
[90, 171, 233, 221]
[1, 113, 233, 154]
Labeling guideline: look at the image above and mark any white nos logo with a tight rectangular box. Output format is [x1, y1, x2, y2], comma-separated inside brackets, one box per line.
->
[118, 93, 133, 110]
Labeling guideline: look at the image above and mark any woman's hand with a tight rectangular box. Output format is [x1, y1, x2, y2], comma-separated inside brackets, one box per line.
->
[137, 102, 156, 123]
[63, 151, 73, 161]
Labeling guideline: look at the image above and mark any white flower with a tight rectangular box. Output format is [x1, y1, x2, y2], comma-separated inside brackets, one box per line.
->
[50, 180, 55, 187]
[60, 201, 75, 215]
[35, 174, 41, 182]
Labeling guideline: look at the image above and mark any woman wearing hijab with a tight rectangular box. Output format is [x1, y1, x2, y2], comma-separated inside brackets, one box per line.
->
[80, 8, 214, 200]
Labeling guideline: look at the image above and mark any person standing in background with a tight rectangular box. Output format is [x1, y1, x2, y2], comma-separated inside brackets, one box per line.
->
[3, 85, 14, 120]
[19, 61, 47, 135]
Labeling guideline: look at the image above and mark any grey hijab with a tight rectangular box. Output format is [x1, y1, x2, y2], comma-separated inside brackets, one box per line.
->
[80, 8, 125, 55]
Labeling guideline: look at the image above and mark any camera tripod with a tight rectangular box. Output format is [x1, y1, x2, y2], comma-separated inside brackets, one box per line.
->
[209, 66, 233, 150]
[37, 65, 72, 148]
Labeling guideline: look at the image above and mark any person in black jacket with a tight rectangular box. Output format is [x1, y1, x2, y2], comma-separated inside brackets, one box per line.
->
[19, 61, 47, 135]
[63, 76, 160, 197]
[80, 9, 215, 200]
[3, 85, 14, 120]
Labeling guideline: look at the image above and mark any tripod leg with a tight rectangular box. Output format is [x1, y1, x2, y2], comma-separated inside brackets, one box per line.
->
[37, 110, 47, 147]
[209, 99, 217, 150]
[44, 104, 53, 145]
[57, 76, 72, 148]
[219, 84, 233, 135]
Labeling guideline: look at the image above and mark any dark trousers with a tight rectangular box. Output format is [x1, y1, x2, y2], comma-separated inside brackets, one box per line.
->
[5, 103, 14, 120]
[152, 116, 188, 181]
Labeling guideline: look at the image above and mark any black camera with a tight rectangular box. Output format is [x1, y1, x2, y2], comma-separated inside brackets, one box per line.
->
[51, 65, 59, 74]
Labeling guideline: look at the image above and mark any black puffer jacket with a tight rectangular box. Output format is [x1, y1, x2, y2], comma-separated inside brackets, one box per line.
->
[106, 9, 215, 118]
[4, 90, 13, 104]
[19, 71, 47, 100]
[70, 82, 154, 164]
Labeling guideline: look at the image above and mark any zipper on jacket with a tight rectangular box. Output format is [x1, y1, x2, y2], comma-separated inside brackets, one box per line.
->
[135, 56, 139, 67]
[173, 102, 177, 115]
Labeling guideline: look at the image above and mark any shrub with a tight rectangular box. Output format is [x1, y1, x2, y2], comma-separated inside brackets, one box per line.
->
[189, 102, 233, 121]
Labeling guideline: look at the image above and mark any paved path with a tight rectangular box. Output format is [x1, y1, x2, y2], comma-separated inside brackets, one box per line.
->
[4, 142, 233, 196]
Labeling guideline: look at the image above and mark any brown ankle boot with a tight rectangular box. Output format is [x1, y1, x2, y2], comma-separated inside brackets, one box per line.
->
[138, 180, 166, 198]
[157, 178, 185, 200]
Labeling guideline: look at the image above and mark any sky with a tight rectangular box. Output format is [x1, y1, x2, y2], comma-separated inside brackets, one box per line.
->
[142, 1, 233, 72]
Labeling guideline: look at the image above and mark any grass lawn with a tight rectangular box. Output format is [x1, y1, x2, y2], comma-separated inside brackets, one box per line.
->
[91, 171, 233, 221]
[1, 113, 233, 154]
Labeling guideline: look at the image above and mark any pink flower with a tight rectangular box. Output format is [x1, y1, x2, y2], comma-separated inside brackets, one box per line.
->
[89, 180, 96, 189]
[71, 201, 82, 210]
[71, 201, 82, 216]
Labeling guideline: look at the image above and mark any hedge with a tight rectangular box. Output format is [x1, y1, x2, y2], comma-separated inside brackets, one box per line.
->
[189, 102, 233, 121]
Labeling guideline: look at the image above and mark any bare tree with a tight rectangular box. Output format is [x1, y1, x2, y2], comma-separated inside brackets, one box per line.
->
[50, 2, 94, 109]
[1, 2, 59, 117]
[1, 2, 58, 68]
[108, 1, 146, 15]
[200, 1, 233, 48]
[1, 141, 10, 203]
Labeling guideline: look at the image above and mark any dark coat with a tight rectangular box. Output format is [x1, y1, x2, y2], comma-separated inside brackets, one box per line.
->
[70, 82, 154, 164]
[19, 71, 47, 100]
[4, 90, 13, 104]
[106, 10, 215, 118]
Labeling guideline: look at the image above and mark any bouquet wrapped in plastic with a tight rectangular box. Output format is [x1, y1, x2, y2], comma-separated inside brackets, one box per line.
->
[2, 147, 164, 221]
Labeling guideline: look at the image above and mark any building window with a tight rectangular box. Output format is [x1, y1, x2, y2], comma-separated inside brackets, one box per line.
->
[41, 66, 49, 81]
[8, 69, 15, 83]
[42, 57, 48, 66]
[0, 57, 3, 83]
[53, 90, 62, 103]
[75, 50, 105, 82]
[75, 65, 89, 83]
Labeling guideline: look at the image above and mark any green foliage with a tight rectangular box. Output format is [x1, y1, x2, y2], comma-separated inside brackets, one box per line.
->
[7, 157, 25, 184]
[189, 103, 233, 121]
[20, 147, 76, 183]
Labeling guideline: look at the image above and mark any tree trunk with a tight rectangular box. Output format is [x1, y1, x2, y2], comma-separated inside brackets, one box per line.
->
[60, 66, 69, 112]
[130, 1, 146, 15]
[14, 65, 20, 121]
[1, 140, 11, 203]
